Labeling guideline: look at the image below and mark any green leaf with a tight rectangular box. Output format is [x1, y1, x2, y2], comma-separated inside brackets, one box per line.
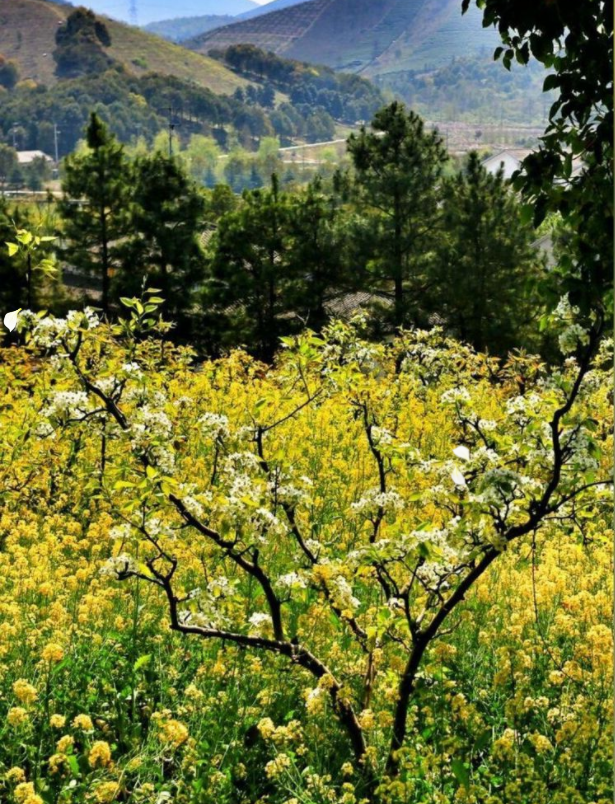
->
[113, 480, 135, 490]
[451, 758, 470, 789]
[134, 654, 152, 672]
[67, 754, 81, 777]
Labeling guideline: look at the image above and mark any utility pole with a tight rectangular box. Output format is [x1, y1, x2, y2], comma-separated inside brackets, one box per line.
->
[168, 106, 180, 158]
[53, 123, 60, 179]
[53, 123, 60, 164]
[129, 0, 138, 25]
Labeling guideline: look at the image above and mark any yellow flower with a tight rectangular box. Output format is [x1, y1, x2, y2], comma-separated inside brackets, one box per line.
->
[358, 709, 375, 729]
[529, 732, 554, 753]
[14, 782, 43, 804]
[257, 717, 276, 739]
[6, 767, 26, 783]
[56, 735, 74, 753]
[72, 713, 94, 731]
[89, 740, 112, 768]
[50, 714, 66, 729]
[157, 718, 189, 748]
[8, 707, 29, 727]
[13, 679, 38, 705]
[265, 753, 291, 778]
[94, 781, 121, 803]
[48, 753, 68, 775]
[41, 643, 64, 663]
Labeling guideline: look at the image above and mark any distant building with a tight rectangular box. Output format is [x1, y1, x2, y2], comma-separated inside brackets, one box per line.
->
[481, 148, 533, 179]
[17, 150, 54, 165]
[482, 148, 584, 181]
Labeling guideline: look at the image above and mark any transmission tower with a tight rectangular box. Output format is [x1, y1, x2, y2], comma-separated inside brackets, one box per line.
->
[129, 0, 138, 26]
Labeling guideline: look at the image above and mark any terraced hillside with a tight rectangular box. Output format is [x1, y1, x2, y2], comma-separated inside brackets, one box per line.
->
[0, 0, 247, 93]
[189, 0, 499, 75]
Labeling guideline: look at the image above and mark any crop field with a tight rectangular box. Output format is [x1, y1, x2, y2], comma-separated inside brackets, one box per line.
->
[0, 307, 611, 804]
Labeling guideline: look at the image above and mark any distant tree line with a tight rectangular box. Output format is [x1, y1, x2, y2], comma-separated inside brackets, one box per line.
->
[379, 54, 553, 126]
[2, 104, 551, 362]
[215, 44, 384, 127]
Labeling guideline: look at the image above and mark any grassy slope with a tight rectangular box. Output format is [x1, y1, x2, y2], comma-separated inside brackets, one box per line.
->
[190, 0, 499, 74]
[0, 0, 248, 93]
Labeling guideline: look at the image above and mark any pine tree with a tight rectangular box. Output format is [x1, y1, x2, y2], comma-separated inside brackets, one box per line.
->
[431, 151, 543, 354]
[117, 153, 206, 334]
[58, 113, 130, 314]
[348, 102, 448, 328]
[285, 178, 348, 332]
[203, 175, 294, 361]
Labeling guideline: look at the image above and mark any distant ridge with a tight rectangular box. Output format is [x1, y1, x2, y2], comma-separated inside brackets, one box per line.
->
[235, 0, 311, 22]
[188, 0, 499, 76]
[50, 0, 258, 26]
[143, 14, 234, 42]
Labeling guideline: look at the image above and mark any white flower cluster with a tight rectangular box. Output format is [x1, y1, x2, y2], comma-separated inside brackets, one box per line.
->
[330, 575, 360, 613]
[411, 525, 473, 591]
[553, 295, 590, 355]
[440, 387, 471, 407]
[248, 612, 272, 635]
[351, 488, 405, 516]
[39, 391, 93, 433]
[563, 429, 600, 473]
[475, 467, 527, 507]
[398, 328, 461, 384]
[109, 524, 132, 541]
[370, 426, 394, 446]
[28, 309, 100, 349]
[269, 473, 313, 506]
[505, 392, 544, 427]
[199, 412, 229, 441]
[276, 571, 308, 591]
[130, 406, 175, 473]
[101, 554, 137, 578]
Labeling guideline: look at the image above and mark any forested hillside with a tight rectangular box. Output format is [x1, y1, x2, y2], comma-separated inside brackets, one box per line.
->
[0, 5, 383, 158]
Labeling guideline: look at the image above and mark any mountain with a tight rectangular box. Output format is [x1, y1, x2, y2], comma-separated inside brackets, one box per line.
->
[143, 14, 234, 42]
[0, 0, 247, 93]
[235, 0, 310, 22]
[141, 1, 308, 43]
[188, 0, 500, 76]
[46, 0, 259, 26]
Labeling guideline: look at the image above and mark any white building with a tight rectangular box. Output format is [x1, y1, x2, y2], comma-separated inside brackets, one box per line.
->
[481, 148, 533, 179]
[17, 150, 54, 165]
[482, 148, 584, 181]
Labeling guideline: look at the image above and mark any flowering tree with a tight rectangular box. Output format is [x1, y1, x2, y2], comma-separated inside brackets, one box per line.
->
[19, 296, 611, 800]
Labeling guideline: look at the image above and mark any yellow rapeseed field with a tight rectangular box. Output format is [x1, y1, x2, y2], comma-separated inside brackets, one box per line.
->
[0, 307, 611, 804]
